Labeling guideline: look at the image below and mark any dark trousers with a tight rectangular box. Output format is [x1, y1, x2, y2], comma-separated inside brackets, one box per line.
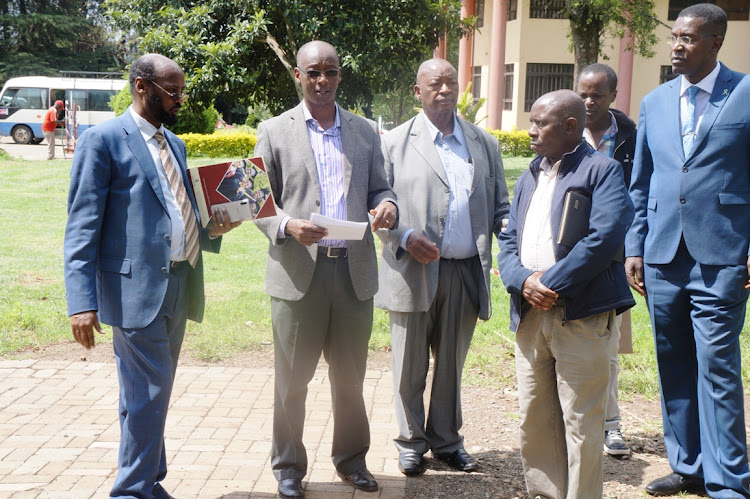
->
[270, 255, 373, 480]
[646, 240, 750, 498]
[110, 263, 189, 499]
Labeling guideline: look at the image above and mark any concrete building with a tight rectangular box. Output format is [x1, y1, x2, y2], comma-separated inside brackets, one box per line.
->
[456, 0, 750, 130]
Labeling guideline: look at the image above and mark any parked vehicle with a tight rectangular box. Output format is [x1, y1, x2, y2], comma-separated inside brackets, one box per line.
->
[0, 72, 126, 144]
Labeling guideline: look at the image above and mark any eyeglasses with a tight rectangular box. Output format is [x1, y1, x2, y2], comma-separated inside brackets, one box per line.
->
[667, 34, 719, 47]
[145, 78, 187, 101]
[297, 68, 340, 79]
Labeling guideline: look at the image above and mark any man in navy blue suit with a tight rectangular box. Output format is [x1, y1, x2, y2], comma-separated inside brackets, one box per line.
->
[64, 54, 240, 498]
[625, 4, 750, 497]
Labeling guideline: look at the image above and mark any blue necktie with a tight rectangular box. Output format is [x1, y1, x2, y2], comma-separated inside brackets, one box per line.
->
[682, 86, 700, 156]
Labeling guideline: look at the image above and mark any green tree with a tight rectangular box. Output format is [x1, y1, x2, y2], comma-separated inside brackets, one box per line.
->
[102, 0, 472, 120]
[564, 0, 660, 78]
[0, 0, 122, 84]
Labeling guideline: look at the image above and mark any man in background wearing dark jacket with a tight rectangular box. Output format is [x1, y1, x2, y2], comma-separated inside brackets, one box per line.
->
[497, 90, 635, 498]
[577, 63, 636, 458]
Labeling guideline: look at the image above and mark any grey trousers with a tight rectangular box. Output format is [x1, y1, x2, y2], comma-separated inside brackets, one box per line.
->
[515, 306, 615, 499]
[270, 256, 373, 480]
[389, 257, 481, 456]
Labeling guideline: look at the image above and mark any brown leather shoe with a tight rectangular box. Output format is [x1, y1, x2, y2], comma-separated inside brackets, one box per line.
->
[434, 449, 479, 472]
[337, 468, 378, 492]
[645, 473, 704, 496]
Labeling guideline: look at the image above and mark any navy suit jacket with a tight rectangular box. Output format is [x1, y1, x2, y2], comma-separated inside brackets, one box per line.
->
[64, 109, 220, 330]
[626, 63, 750, 265]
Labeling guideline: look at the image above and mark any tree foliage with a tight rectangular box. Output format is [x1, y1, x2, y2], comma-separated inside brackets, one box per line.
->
[562, 0, 659, 78]
[0, 0, 123, 84]
[102, 0, 472, 121]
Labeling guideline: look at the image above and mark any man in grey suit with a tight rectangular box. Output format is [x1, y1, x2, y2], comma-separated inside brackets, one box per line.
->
[253, 40, 397, 499]
[375, 58, 510, 476]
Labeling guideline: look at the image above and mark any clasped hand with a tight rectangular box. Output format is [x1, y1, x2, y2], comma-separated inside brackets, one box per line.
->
[521, 272, 558, 310]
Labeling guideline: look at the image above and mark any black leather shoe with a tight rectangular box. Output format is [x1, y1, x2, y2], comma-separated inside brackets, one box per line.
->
[398, 451, 426, 476]
[434, 449, 479, 472]
[278, 478, 304, 498]
[152, 483, 176, 499]
[337, 468, 378, 492]
[645, 473, 704, 496]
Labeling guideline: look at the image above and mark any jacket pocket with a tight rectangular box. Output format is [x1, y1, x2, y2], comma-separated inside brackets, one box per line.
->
[719, 191, 750, 205]
[713, 122, 745, 130]
[647, 197, 657, 211]
[100, 256, 131, 274]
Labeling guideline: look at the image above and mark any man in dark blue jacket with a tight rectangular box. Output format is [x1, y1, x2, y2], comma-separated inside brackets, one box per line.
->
[497, 89, 634, 498]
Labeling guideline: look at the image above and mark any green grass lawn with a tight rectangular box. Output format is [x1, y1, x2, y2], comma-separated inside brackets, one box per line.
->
[1, 156, 748, 399]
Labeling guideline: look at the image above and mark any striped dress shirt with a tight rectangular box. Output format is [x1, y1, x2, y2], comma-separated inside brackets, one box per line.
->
[303, 102, 347, 248]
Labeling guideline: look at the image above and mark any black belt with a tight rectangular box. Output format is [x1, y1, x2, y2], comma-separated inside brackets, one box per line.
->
[170, 260, 190, 270]
[317, 246, 348, 258]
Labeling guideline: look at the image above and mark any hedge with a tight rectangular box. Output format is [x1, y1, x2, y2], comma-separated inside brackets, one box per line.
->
[179, 131, 257, 158]
[178, 127, 532, 159]
[488, 128, 533, 157]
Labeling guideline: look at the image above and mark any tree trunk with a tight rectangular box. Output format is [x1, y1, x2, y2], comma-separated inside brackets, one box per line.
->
[264, 32, 303, 101]
[568, 8, 604, 83]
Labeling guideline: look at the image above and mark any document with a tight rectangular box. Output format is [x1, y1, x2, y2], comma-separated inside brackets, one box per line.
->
[310, 213, 368, 240]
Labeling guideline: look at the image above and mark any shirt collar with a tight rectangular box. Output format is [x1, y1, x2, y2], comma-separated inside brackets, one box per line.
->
[302, 101, 341, 131]
[128, 106, 164, 140]
[422, 111, 465, 147]
[680, 61, 721, 97]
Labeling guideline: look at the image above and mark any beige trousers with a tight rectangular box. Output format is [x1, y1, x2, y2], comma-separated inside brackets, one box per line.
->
[44, 130, 55, 159]
[515, 306, 615, 499]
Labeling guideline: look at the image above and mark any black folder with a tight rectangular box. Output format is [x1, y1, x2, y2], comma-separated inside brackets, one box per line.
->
[557, 191, 591, 247]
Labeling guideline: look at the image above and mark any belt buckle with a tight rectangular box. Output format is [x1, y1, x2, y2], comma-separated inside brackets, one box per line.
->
[170, 260, 183, 268]
[327, 247, 339, 258]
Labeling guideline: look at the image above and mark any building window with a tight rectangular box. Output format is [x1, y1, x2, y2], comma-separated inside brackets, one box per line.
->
[508, 0, 518, 21]
[530, 0, 567, 19]
[660, 65, 678, 84]
[668, 0, 749, 20]
[475, 0, 485, 28]
[472, 66, 483, 104]
[504, 64, 514, 111]
[524, 63, 574, 112]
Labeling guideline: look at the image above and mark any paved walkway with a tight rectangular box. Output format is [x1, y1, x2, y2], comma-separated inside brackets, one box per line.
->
[0, 360, 406, 498]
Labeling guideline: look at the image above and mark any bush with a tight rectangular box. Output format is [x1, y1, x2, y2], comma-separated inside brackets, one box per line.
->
[488, 128, 534, 157]
[179, 130, 257, 158]
[108, 85, 220, 135]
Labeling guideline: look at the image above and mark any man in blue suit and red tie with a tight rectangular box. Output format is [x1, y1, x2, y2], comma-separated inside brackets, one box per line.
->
[625, 4, 750, 497]
[64, 54, 240, 498]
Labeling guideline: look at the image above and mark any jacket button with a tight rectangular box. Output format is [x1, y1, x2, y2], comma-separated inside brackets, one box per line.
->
[444, 187, 450, 193]
[315, 200, 320, 206]
[164, 234, 171, 241]
[680, 197, 686, 204]
[440, 217, 445, 224]
[161, 267, 168, 273]
[682, 167, 688, 173]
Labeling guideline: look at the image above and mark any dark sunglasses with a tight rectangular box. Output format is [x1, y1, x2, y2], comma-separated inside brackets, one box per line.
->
[297, 68, 340, 79]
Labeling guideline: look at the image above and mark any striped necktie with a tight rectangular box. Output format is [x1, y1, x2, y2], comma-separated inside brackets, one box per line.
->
[682, 85, 700, 156]
[154, 130, 200, 268]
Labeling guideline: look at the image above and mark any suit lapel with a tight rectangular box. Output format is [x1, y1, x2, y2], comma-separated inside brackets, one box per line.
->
[121, 111, 169, 213]
[165, 131, 201, 221]
[410, 114, 449, 187]
[291, 103, 322, 198]
[667, 78, 685, 161]
[689, 64, 734, 160]
[339, 108, 353, 199]
[460, 120, 482, 196]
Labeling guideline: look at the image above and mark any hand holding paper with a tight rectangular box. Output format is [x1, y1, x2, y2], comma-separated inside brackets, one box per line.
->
[310, 213, 368, 240]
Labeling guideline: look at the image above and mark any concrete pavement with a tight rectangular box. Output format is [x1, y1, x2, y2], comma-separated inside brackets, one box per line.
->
[0, 359, 408, 498]
[0, 136, 70, 161]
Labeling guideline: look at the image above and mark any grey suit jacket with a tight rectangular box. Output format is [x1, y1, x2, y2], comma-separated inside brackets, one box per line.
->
[374, 113, 510, 320]
[253, 103, 396, 301]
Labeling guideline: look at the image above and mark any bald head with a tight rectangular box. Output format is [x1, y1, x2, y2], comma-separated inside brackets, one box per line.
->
[129, 53, 182, 91]
[528, 90, 586, 162]
[129, 53, 185, 128]
[296, 41, 339, 68]
[416, 58, 457, 85]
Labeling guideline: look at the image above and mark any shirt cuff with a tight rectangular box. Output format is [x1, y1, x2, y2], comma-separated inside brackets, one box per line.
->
[277, 216, 292, 239]
[400, 229, 414, 250]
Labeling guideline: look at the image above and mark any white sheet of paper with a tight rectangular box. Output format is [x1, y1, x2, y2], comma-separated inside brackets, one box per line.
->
[310, 213, 368, 240]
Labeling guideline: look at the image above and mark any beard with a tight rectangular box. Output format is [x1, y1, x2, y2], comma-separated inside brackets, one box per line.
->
[147, 90, 179, 127]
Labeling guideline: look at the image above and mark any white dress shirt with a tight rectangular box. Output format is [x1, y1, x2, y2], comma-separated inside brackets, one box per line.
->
[129, 107, 187, 262]
[520, 157, 560, 272]
[680, 62, 720, 136]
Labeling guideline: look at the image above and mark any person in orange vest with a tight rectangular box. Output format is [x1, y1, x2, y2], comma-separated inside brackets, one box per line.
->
[42, 100, 64, 160]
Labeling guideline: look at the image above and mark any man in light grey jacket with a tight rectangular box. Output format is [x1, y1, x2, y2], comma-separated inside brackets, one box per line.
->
[375, 58, 509, 476]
